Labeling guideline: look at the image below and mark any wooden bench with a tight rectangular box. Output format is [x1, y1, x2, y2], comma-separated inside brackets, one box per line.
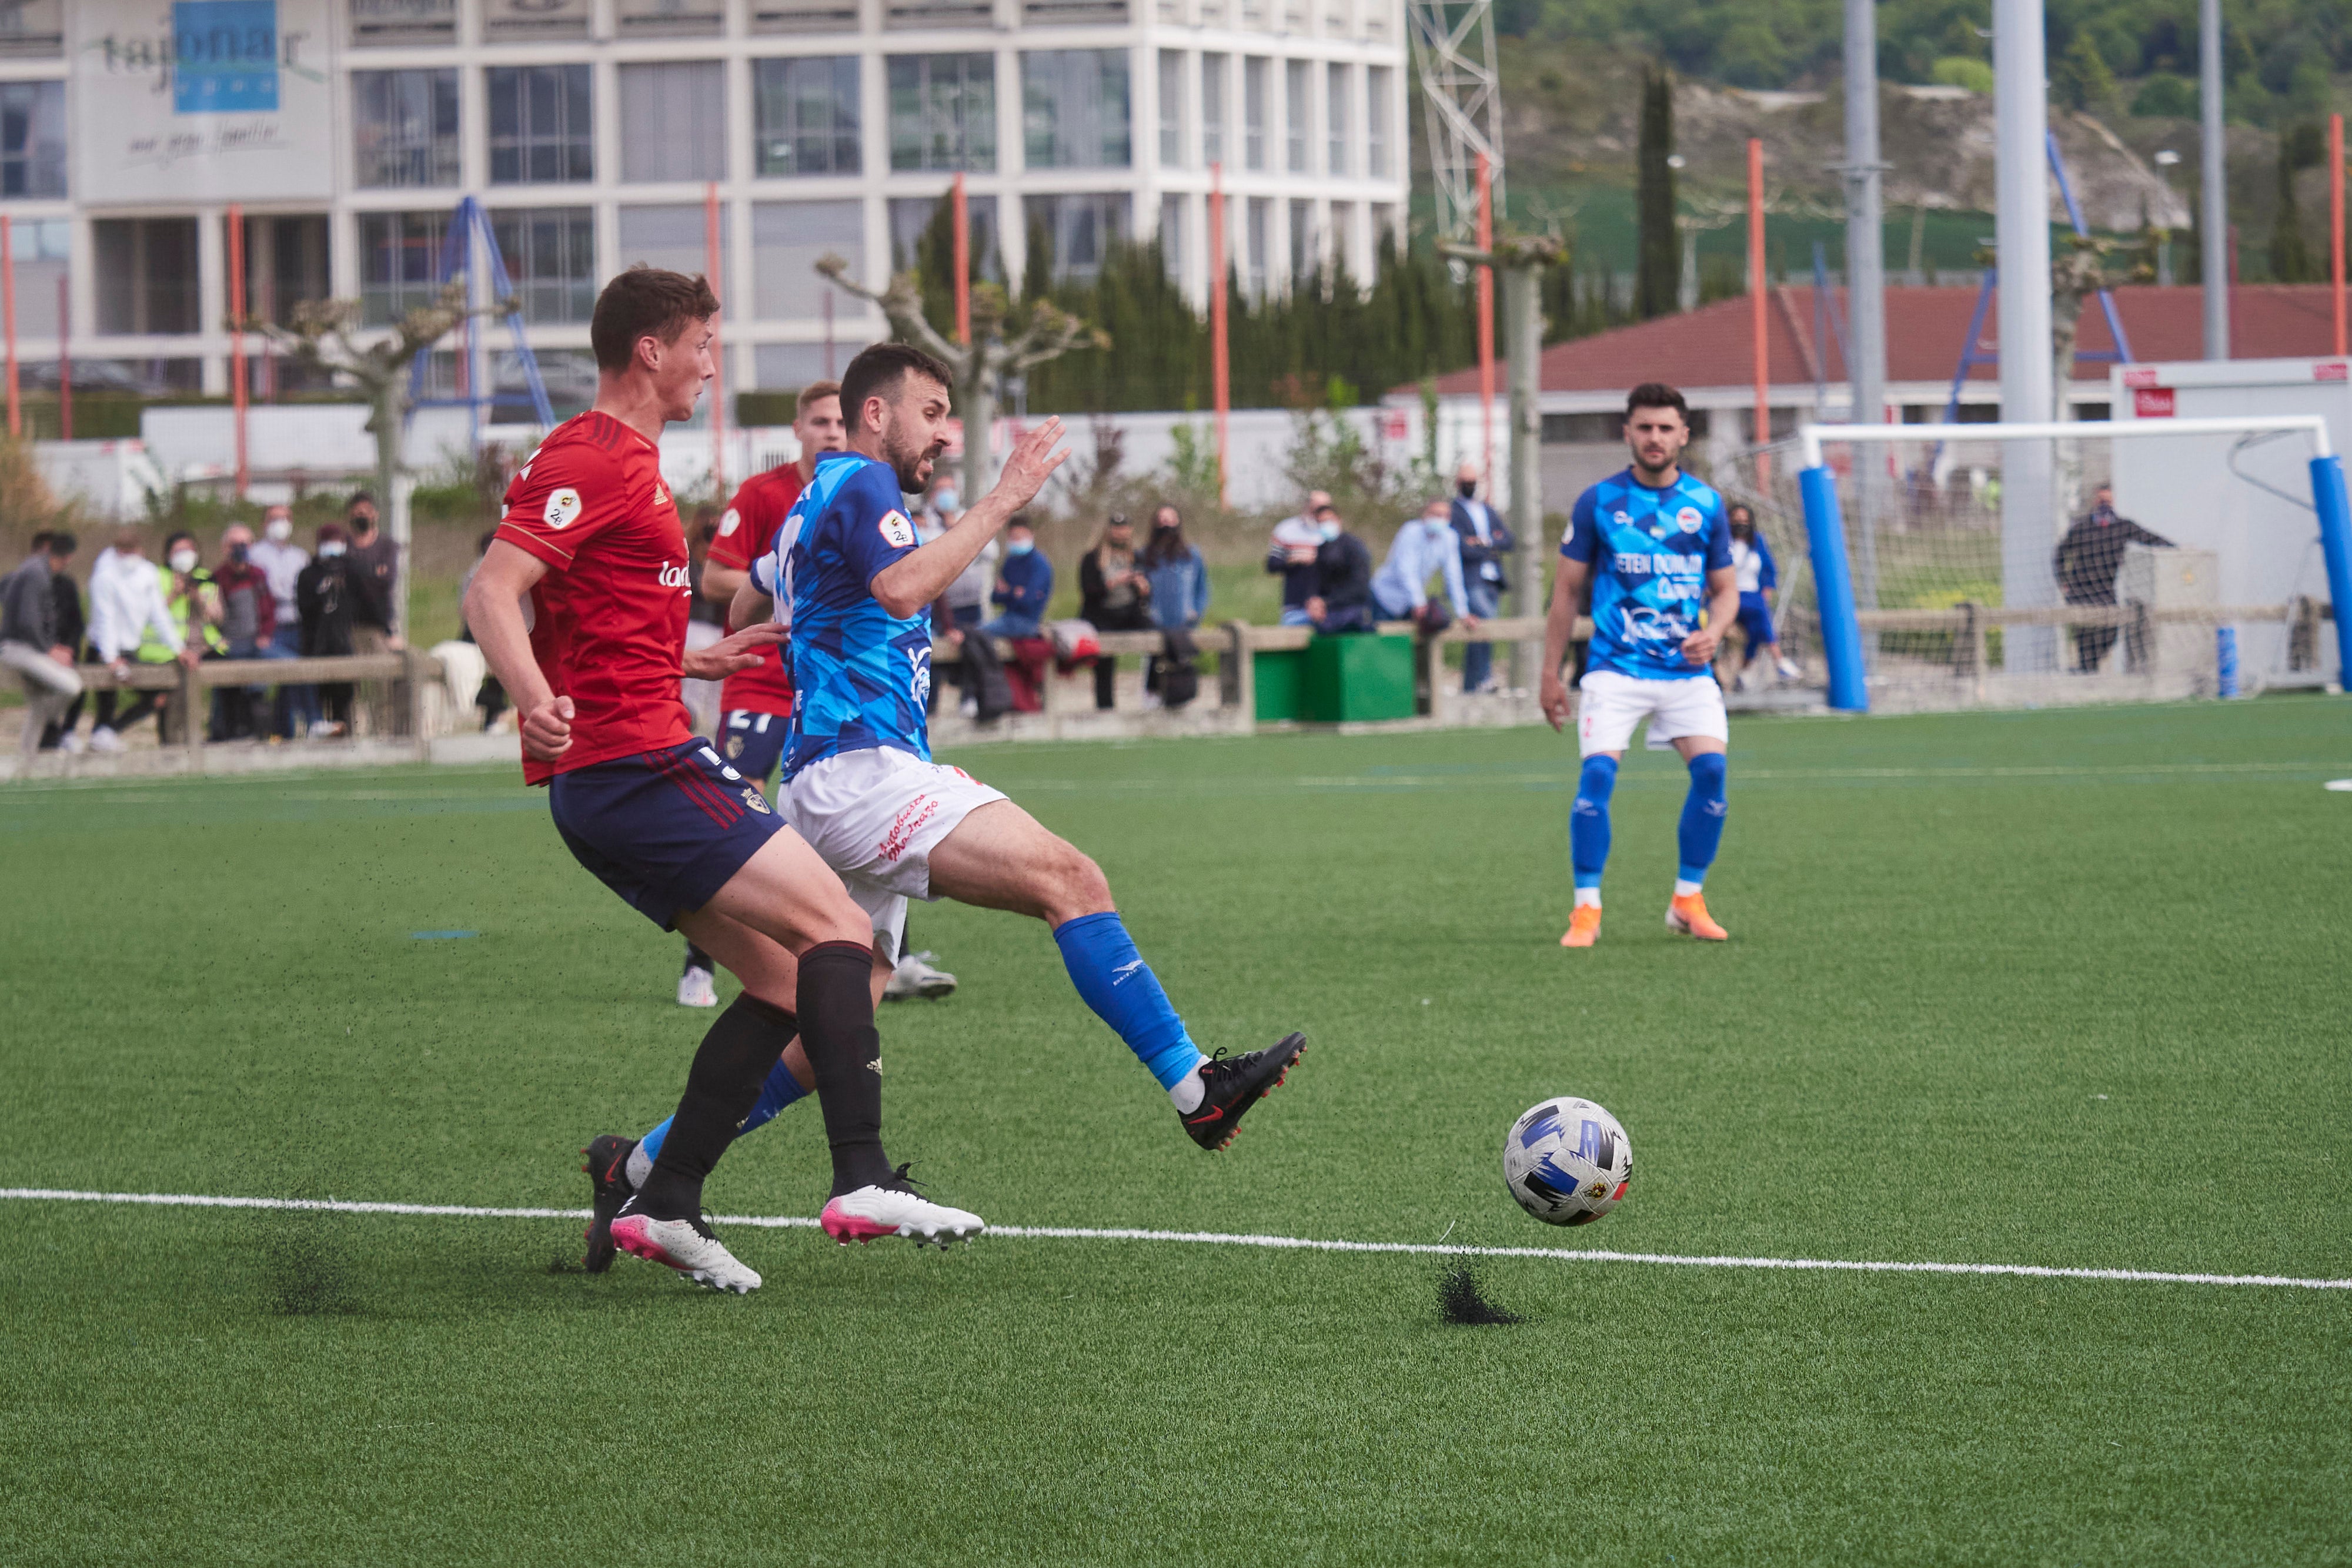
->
[68, 651, 439, 754]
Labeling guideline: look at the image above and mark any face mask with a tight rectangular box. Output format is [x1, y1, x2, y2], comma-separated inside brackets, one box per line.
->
[169, 549, 198, 573]
[933, 490, 960, 513]
[265, 519, 292, 542]
[1006, 540, 1033, 557]
[318, 541, 346, 559]
[228, 544, 249, 564]
[1318, 521, 1341, 541]
[1457, 480, 1478, 498]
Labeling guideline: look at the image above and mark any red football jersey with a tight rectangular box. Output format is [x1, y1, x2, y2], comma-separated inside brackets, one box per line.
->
[706, 462, 806, 717]
[496, 411, 693, 786]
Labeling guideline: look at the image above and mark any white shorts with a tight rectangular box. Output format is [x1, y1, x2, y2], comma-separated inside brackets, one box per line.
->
[1576, 668, 1729, 758]
[781, 745, 1007, 962]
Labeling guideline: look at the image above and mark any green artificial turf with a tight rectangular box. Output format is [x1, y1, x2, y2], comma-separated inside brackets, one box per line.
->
[4, 698, 2349, 1564]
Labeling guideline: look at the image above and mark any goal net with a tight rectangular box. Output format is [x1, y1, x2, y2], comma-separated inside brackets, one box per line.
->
[1706, 416, 2351, 711]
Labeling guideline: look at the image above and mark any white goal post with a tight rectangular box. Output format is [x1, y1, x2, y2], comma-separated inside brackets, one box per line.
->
[1793, 416, 2352, 711]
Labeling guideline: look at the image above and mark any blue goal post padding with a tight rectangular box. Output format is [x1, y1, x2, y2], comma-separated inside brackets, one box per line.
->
[1796, 464, 1870, 713]
[2310, 454, 2352, 683]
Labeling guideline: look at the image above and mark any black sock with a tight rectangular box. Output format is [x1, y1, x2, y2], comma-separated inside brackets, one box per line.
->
[796, 939, 894, 1196]
[639, 995, 799, 1216]
[683, 942, 713, 976]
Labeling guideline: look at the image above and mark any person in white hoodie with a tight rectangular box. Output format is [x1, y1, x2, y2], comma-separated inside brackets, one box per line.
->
[249, 504, 316, 738]
[85, 530, 191, 753]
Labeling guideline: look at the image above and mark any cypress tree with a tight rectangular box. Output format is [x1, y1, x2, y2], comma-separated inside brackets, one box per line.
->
[1636, 64, 1679, 320]
[2270, 123, 2318, 283]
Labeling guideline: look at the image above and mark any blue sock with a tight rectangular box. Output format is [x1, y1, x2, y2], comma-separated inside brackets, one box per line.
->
[1677, 752, 1729, 886]
[637, 1055, 808, 1165]
[1571, 755, 1618, 892]
[1052, 911, 1205, 1091]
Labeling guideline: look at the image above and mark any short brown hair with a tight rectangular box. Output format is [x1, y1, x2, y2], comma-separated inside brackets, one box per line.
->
[1625, 382, 1689, 422]
[795, 379, 843, 419]
[591, 266, 721, 372]
[840, 342, 953, 429]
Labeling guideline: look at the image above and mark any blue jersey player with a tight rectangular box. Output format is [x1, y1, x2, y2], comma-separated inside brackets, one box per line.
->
[596, 344, 1307, 1228]
[1540, 383, 1741, 947]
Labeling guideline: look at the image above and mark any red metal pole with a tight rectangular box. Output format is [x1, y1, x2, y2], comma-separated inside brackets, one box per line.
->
[706, 182, 726, 490]
[952, 173, 971, 346]
[56, 272, 69, 441]
[1475, 152, 1495, 486]
[2, 216, 18, 442]
[2333, 113, 2346, 358]
[1749, 138, 1770, 487]
[1210, 164, 1230, 509]
[228, 205, 248, 496]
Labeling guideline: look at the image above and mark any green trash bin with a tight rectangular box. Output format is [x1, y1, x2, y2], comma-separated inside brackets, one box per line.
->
[1304, 634, 1416, 722]
[1252, 647, 1308, 721]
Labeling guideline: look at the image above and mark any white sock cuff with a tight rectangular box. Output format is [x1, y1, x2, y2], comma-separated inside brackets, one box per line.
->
[1673, 878, 1704, 898]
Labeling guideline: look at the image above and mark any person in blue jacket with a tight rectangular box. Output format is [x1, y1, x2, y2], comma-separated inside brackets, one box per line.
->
[981, 515, 1054, 637]
[1139, 504, 1211, 706]
[1726, 503, 1800, 687]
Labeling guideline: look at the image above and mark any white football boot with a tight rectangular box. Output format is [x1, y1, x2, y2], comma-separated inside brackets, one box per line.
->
[820, 1171, 984, 1248]
[882, 950, 957, 1001]
[608, 1205, 763, 1293]
[676, 964, 719, 1008]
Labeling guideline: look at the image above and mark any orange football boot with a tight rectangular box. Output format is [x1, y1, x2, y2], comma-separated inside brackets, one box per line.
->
[1561, 904, 1603, 947]
[1665, 891, 1729, 941]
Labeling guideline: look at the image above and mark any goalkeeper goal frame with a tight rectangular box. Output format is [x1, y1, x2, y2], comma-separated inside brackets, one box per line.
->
[1795, 416, 2352, 712]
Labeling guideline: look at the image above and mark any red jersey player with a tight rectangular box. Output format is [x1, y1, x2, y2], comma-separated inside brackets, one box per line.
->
[463, 267, 983, 1295]
[673, 380, 846, 1008]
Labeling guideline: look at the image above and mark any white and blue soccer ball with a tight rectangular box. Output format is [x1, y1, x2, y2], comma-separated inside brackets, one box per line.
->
[1503, 1097, 1632, 1226]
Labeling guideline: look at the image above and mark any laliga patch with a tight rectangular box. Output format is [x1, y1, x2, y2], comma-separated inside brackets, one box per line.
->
[877, 509, 917, 549]
[1676, 506, 1703, 534]
[543, 487, 583, 530]
[717, 508, 741, 537]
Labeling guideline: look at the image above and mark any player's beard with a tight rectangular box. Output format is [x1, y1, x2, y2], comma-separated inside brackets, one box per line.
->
[881, 420, 944, 495]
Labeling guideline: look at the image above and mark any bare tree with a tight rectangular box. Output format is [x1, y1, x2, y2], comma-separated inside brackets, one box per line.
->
[246, 285, 509, 640]
[815, 258, 1105, 500]
[2049, 229, 2159, 514]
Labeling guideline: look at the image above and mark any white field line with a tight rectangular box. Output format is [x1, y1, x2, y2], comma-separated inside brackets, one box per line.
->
[5, 1188, 2347, 1292]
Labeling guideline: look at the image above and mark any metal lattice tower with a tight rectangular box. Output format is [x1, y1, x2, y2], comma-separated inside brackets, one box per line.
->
[1407, 0, 1506, 242]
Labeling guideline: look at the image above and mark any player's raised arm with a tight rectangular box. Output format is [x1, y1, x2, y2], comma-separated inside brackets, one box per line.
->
[870, 419, 1070, 617]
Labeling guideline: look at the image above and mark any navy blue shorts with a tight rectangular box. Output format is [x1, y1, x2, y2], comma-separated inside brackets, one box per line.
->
[717, 708, 790, 785]
[549, 740, 783, 931]
[1735, 601, 1778, 650]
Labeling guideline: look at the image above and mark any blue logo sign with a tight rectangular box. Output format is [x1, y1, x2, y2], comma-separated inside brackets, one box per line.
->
[173, 1, 279, 115]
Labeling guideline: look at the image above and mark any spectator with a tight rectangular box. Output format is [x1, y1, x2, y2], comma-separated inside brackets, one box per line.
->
[342, 492, 400, 733]
[1267, 488, 1332, 627]
[2, 532, 83, 760]
[249, 503, 315, 738]
[1303, 504, 1377, 633]
[163, 531, 228, 743]
[1372, 500, 1478, 633]
[85, 529, 189, 751]
[297, 521, 356, 736]
[1139, 504, 1211, 705]
[680, 509, 726, 735]
[458, 530, 513, 730]
[2054, 484, 2171, 672]
[981, 516, 1053, 638]
[1079, 511, 1154, 709]
[1450, 462, 1515, 693]
[211, 523, 275, 740]
[934, 476, 995, 638]
[29, 530, 88, 750]
[1725, 504, 1802, 687]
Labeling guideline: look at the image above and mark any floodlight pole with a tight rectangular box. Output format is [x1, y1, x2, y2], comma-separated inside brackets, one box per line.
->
[2331, 113, 2345, 359]
[2200, 0, 2229, 359]
[1994, 0, 2059, 672]
[1748, 138, 1770, 487]
[1842, 0, 1886, 615]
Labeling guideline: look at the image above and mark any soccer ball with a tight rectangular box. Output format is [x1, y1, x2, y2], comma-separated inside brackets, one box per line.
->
[1503, 1098, 1632, 1226]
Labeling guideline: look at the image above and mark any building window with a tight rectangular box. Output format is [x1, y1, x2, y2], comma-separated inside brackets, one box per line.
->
[236, 214, 332, 326]
[0, 1, 63, 59]
[1242, 58, 1267, 172]
[1285, 59, 1308, 173]
[888, 195, 1001, 284]
[1327, 63, 1350, 178]
[751, 0, 859, 33]
[757, 341, 871, 389]
[95, 219, 201, 336]
[1158, 51, 1184, 169]
[1245, 196, 1269, 298]
[618, 205, 727, 285]
[888, 54, 997, 173]
[756, 200, 866, 320]
[1158, 193, 1184, 279]
[352, 70, 459, 190]
[0, 80, 64, 198]
[358, 212, 451, 327]
[1289, 198, 1312, 281]
[1372, 202, 1398, 260]
[489, 65, 594, 185]
[484, 0, 589, 39]
[9, 218, 65, 335]
[616, 0, 724, 36]
[755, 57, 860, 178]
[490, 207, 598, 323]
[1201, 54, 1225, 168]
[1367, 66, 1392, 178]
[1023, 51, 1131, 171]
[350, 0, 455, 46]
[620, 62, 727, 184]
[1023, 193, 1129, 282]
